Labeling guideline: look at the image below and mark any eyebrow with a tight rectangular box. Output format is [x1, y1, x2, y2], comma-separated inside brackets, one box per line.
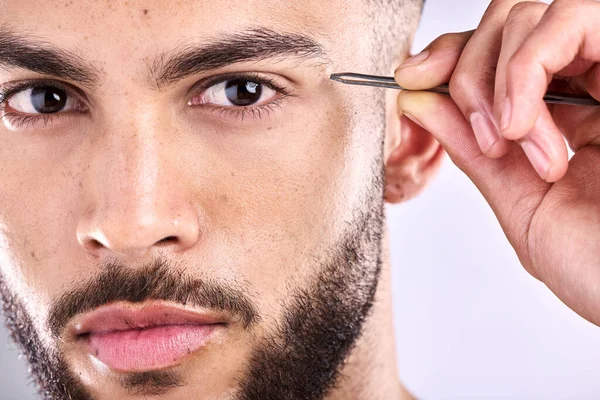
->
[0, 26, 329, 90]
[150, 28, 330, 88]
[0, 26, 101, 87]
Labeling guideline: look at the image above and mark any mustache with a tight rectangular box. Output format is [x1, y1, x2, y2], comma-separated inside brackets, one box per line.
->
[47, 259, 259, 338]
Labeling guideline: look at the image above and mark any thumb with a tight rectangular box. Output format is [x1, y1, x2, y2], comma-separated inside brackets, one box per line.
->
[397, 90, 551, 269]
[394, 31, 473, 90]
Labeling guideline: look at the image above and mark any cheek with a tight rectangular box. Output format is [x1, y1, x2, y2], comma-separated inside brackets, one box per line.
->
[0, 139, 86, 328]
[0, 211, 58, 347]
[177, 102, 365, 315]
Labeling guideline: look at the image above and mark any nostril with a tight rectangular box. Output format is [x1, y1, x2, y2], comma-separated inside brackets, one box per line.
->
[79, 236, 106, 257]
[88, 238, 104, 250]
[157, 236, 178, 245]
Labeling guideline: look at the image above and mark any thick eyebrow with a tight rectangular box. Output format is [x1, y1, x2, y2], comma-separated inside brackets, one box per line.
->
[149, 28, 330, 88]
[0, 26, 329, 90]
[0, 26, 101, 87]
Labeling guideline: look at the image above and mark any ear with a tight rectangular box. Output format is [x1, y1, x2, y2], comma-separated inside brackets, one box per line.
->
[383, 85, 446, 204]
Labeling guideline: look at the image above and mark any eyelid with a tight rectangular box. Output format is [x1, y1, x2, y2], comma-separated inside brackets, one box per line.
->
[0, 73, 289, 108]
[0, 73, 293, 130]
[186, 72, 291, 98]
[0, 79, 89, 111]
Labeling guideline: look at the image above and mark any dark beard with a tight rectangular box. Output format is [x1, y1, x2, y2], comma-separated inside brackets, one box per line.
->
[235, 179, 385, 399]
[0, 164, 385, 400]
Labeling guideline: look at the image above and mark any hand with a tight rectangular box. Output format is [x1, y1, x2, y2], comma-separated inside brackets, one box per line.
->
[394, 0, 600, 326]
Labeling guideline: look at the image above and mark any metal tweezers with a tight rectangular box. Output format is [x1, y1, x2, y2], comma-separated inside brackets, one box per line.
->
[330, 72, 600, 106]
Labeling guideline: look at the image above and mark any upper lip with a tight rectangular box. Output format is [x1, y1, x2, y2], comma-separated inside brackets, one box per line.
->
[69, 301, 225, 338]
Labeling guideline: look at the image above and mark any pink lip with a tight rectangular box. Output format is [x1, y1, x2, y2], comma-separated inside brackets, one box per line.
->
[71, 302, 225, 372]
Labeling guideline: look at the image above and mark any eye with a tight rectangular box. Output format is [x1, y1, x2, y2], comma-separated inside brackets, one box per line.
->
[189, 78, 278, 107]
[7, 86, 77, 114]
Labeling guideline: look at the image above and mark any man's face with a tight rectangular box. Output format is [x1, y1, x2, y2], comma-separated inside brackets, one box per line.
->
[0, 1, 411, 399]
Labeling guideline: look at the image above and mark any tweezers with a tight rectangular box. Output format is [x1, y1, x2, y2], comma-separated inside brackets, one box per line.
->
[330, 72, 600, 106]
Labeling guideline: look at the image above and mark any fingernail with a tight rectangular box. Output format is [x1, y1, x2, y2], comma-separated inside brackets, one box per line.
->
[397, 50, 430, 69]
[500, 97, 512, 132]
[470, 112, 499, 154]
[521, 140, 550, 180]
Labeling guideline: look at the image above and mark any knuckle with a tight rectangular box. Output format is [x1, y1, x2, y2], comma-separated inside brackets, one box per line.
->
[508, 1, 548, 18]
[449, 67, 495, 112]
[506, 51, 532, 77]
[552, 0, 584, 12]
[549, 0, 588, 21]
[505, 2, 547, 30]
[448, 69, 471, 100]
[429, 31, 473, 52]
[485, 0, 536, 18]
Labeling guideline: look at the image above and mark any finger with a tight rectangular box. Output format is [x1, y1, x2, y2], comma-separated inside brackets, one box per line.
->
[494, 1, 568, 182]
[394, 31, 473, 90]
[448, 0, 530, 158]
[493, 1, 547, 120]
[519, 106, 569, 182]
[582, 63, 600, 103]
[501, 0, 600, 141]
[550, 64, 600, 152]
[397, 90, 550, 264]
[553, 105, 600, 152]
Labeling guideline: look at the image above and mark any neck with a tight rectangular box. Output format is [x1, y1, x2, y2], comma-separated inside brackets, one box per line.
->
[327, 221, 414, 400]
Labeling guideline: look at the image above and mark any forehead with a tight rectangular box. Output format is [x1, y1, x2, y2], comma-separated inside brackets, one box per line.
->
[0, 0, 364, 63]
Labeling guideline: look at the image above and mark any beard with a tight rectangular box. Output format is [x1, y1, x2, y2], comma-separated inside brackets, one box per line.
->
[0, 159, 386, 400]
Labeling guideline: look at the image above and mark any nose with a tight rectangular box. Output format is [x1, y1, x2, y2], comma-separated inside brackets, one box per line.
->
[77, 204, 201, 261]
[76, 118, 201, 262]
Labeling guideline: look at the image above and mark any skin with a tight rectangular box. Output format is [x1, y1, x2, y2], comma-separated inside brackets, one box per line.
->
[4, 0, 598, 398]
[0, 0, 428, 399]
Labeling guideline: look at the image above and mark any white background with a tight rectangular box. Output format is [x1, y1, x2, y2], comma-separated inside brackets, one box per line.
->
[390, 1, 600, 399]
[2, 1, 600, 399]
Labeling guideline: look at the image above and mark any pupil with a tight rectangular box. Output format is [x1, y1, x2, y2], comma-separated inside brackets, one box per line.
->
[31, 86, 67, 113]
[225, 80, 262, 106]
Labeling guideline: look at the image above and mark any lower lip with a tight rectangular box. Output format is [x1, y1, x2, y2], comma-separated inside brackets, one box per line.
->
[87, 324, 217, 371]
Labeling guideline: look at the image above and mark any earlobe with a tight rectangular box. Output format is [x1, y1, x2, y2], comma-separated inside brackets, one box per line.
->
[384, 113, 445, 204]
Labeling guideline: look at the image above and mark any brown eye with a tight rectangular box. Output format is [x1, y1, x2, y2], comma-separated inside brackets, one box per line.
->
[31, 86, 68, 113]
[190, 78, 276, 107]
[224, 80, 263, 106]
[8, 86, 75, 114]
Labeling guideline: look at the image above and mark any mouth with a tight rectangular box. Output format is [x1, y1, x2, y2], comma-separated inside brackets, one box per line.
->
[70, 302, 226, 372]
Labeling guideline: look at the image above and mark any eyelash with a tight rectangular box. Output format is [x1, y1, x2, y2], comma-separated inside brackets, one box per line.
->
[0, 73, 291, 129]
[189, 72, 291, 121]
[212, 101, 285, 121]
[1, 112, 60, 130]
[0, 79, 80, 130]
